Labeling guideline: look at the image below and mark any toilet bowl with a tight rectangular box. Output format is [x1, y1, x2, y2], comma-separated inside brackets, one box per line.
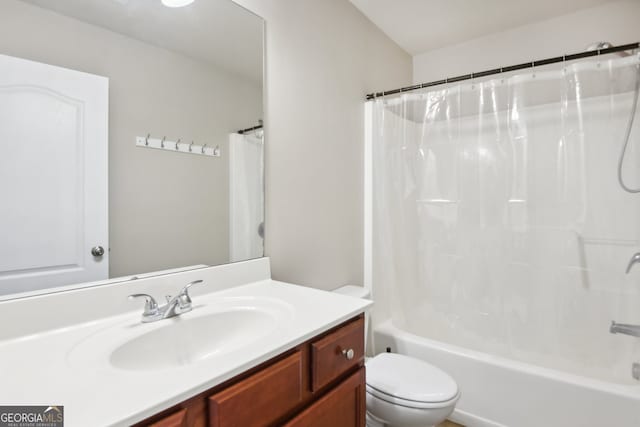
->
[365, 353, 460, 427]
[332, 286, 460, 427]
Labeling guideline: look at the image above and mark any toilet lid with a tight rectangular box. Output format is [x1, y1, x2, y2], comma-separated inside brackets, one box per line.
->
[366, 353, 458, 404]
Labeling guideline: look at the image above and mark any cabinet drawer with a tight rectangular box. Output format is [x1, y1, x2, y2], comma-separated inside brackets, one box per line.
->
[208, 351, 303, 427]
[311, 317, 364, 391]
[283, 367, 366, 427]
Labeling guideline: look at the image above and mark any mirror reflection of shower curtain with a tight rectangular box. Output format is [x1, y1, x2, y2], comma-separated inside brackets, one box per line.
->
[372, 53, 640, 383]
[229, 132, 264, 262]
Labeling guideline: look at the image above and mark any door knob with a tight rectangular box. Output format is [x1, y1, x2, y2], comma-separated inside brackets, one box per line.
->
[91, 246, 105, 257]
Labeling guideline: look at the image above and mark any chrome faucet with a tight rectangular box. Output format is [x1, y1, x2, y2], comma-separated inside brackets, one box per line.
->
[610, 320, 640, 380]
[611, 254, 640, 381]
[611, 253, 640, 333]
[129, 280, 203, 323]
[626, 253, 640, 274]
[610, 321, 640, 338]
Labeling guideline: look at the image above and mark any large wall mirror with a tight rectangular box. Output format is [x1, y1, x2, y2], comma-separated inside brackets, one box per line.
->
[0, 0, 264, 300]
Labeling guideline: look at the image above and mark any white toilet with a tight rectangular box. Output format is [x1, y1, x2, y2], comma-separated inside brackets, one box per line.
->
[365, 352, 460, 427]
[333, 286, 460, 427]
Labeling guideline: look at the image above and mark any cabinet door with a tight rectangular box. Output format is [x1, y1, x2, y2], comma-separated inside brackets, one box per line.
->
[209, 351, 303, 427]
[284, 367, 365, 427]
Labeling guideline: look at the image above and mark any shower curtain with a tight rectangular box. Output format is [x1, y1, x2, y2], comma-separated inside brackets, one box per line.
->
[372, 53, 640, 383]
[229, 132, 264, 262]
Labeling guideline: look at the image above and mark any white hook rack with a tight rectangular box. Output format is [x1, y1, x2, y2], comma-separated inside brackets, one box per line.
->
[136, 136, 221, 157]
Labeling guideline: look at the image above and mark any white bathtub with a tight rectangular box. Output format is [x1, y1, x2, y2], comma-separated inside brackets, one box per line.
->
[373, 320, 640, 427]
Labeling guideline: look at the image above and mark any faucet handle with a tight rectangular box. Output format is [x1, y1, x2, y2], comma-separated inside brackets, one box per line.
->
[128, 293, 159, 316]
[180, 280, 203, 297]
[181, 280, 203, 293]
[178, 280, 203, 308]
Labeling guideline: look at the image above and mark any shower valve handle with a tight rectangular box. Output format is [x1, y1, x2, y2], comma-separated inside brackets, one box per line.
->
[625, 253, 640, 274]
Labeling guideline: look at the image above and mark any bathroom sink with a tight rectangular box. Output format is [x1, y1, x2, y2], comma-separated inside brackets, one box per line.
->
[110, 308, 277, 371]
[67, 297, 293, 372]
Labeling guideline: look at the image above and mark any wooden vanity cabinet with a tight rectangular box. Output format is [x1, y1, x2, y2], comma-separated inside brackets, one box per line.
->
[136, 315, 365, 427]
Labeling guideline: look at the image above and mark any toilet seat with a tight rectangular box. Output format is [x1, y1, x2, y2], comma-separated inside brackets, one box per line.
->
[365, 353, 459, 409]
[366, 385, 460, 409]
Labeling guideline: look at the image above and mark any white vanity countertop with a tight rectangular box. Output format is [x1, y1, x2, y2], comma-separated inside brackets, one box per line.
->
[0, 280, 371, 427]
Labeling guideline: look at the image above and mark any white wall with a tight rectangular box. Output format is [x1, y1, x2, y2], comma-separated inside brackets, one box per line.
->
[233, 0, 412, 290]
[413, 0, 640, 83]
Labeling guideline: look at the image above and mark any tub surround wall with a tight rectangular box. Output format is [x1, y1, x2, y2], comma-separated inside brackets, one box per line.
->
[233, 0, 412, 290]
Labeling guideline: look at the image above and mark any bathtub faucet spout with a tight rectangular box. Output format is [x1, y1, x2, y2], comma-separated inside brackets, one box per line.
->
[610, 321, 640, 338]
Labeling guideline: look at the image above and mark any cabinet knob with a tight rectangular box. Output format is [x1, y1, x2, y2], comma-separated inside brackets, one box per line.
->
[342, 348, 355, 360]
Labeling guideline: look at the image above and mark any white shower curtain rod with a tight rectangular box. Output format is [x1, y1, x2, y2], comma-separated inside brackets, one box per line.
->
[366, 41, 640, 100]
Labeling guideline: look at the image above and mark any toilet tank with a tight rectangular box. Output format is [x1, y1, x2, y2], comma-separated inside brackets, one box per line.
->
[332, 285, 370, 300]
[332, 285, 371, 353]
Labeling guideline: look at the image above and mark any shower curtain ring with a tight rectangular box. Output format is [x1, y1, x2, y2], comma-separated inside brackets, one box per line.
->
[160, 136, 166, 148]
[189, 141, 194, 152]
[175, 138, 181, 150]
[202, 144, 207, 154]
[145, 133, 150, 146]
[531, 61, 536, 79]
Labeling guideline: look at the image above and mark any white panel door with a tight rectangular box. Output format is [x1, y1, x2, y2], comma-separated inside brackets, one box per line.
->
[0, 54, 108, 296]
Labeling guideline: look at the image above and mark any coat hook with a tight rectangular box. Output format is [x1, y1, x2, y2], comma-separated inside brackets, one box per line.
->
[160, 136, 166, 149]
[189, 141, 194, 152]
[175, 138, 181, 150]
[202, 144, 208, 154]
[145, 133, 151, 146]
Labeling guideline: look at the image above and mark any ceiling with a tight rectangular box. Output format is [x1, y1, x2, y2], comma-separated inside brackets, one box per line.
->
[350, 0, 619, 55]
[20, 0, 264, 84]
